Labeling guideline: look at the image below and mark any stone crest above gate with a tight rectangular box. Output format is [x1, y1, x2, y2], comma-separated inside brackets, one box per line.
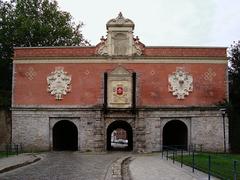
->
[107, 66, 132, 108]
[96, 13, 144, 56]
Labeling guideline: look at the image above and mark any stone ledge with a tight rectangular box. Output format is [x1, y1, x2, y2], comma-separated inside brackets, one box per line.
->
[0, 153, 42, 174]
[105, 156, 132, 180]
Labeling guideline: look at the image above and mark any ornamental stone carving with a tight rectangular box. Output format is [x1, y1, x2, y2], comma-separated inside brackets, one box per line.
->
[47, 67, 71, 100]
[168, 67, 193, 99]
[96, 13, 144, 56]
[106, 12, 134, 28]
[107, 66, 132, 108]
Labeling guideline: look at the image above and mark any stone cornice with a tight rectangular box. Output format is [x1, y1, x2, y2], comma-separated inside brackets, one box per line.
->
[13, 57, 227, 64]
[11, 105, 220, 111]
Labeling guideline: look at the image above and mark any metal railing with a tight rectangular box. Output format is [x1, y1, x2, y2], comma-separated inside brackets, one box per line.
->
[0, 143, 23, 157]
[161, 145, 240, 180]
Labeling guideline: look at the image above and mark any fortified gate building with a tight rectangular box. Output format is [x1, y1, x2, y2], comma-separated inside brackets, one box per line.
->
[12, 13, 228, 152]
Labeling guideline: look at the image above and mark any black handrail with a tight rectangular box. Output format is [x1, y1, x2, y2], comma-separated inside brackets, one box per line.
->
[161, 144, 239, 180]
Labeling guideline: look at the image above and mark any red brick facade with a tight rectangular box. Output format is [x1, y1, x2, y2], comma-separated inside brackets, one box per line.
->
[13, 47, 227, 107]
[14, 46, 226, 58]
[11, 14, 229, 153]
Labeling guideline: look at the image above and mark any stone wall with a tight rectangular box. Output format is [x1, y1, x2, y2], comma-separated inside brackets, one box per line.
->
[12, 108, 103, 151]
[0, 108, 11, 150]
[12, 107, 228, 152]
[144, 108, 229, 152]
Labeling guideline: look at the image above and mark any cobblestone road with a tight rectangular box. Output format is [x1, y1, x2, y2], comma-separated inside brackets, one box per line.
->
[0, 151, 127, 180]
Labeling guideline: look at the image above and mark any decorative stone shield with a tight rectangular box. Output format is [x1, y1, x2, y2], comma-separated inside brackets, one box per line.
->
[47, 67, 71, 100]
[168, 67, 193, 99]
[107, 66, 132, 108]
[112, 82, 129, 104]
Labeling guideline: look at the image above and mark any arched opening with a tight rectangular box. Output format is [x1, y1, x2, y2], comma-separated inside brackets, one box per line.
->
[53, 120, 78, 151]
[163, 120, 188, 150]
[107, 120, 133, 151]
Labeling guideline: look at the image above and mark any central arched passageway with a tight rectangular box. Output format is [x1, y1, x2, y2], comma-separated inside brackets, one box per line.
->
[107, 120, 133, 151]
[53, 120, 78, 151]
[163, 120, 188, 150]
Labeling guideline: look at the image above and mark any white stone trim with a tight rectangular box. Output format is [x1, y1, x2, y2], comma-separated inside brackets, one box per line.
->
[13, 58, 227, 64]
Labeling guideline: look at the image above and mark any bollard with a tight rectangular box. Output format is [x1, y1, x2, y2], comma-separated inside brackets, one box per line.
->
[208, 155, 211, 180]
[173, 150, 175, 164]
[16, 144, 19, 155]
[233, 160, 237, 180]
[189, 144, 192, 156]
[192, 149, 195, 173]
[167, 149, 168, 160]
[181, 149, 183, 168]
[188, 145, 190, 156]
[6, 144, 9, 157]
[20, 144, 23, 153]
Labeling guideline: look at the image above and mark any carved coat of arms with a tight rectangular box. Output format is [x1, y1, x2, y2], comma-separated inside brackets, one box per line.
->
[107, 66, 132, 108]
[112, 82, 129, 104]
[47, 67, 71, 100]
[168, 68, 193, 99]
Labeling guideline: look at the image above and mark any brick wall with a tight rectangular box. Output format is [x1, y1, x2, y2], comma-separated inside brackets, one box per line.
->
[14, 46, 226, 58]
[13, 63, 227, 107]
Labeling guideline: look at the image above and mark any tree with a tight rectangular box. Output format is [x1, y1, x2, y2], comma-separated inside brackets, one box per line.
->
[228, 41, 240, 152]
[0, 0, 90, 107]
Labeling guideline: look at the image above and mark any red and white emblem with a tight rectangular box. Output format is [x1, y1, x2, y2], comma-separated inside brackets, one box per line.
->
[116, 86, 124, 95]
[110, 81, 131, 106]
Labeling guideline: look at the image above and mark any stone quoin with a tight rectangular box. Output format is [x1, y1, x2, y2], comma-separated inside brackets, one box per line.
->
[12, 13, 229, 152]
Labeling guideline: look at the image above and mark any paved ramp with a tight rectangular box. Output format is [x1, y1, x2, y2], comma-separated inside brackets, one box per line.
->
[129, 155, 219, 180]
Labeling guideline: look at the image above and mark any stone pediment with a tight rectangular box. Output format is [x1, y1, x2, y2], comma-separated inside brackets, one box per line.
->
[109, 66, 131, 76]
[96, 13, 144, 57]
[106, 12, 134, 29]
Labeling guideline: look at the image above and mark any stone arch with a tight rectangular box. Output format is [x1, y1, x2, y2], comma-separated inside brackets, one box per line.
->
[162, 120, 188, 150]
[53, 120, 78, 151]
[107, 120, 133, 151]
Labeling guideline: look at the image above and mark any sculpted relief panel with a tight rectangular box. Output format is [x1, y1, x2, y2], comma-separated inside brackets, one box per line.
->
[168, 67, 193, 99]
[109, 80, 131, 106]
[107, 66, 132, 108]
[113, 33, 128, 56]
[47, 67, 71, 100]
[96, 13, 144, 56]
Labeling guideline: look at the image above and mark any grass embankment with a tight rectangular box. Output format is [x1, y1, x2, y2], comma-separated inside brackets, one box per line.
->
[0, 152, 18, 158]
[175, 153, 240, 180]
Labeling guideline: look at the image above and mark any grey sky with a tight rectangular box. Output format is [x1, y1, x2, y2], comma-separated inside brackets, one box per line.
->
[57, 0, 240, 47]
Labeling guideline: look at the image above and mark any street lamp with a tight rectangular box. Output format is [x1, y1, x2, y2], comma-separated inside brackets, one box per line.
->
[220, 108, 227, 153]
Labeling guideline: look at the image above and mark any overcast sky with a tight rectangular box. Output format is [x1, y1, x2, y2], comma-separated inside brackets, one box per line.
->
[57, 0, 240, 47]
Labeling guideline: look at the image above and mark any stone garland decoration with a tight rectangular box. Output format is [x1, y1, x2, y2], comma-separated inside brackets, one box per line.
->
[47, 67, 71, 100]
[168, 67, 193, 99]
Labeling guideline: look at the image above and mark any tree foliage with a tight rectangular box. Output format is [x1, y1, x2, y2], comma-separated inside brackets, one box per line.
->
[227, 41, 240, 152]
[0, 0, 89, 107]
[228, 41, 240, 105]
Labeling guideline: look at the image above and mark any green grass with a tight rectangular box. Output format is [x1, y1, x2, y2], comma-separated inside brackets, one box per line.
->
[174, 153, 240, 180]
[0, 152, 18, 158]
